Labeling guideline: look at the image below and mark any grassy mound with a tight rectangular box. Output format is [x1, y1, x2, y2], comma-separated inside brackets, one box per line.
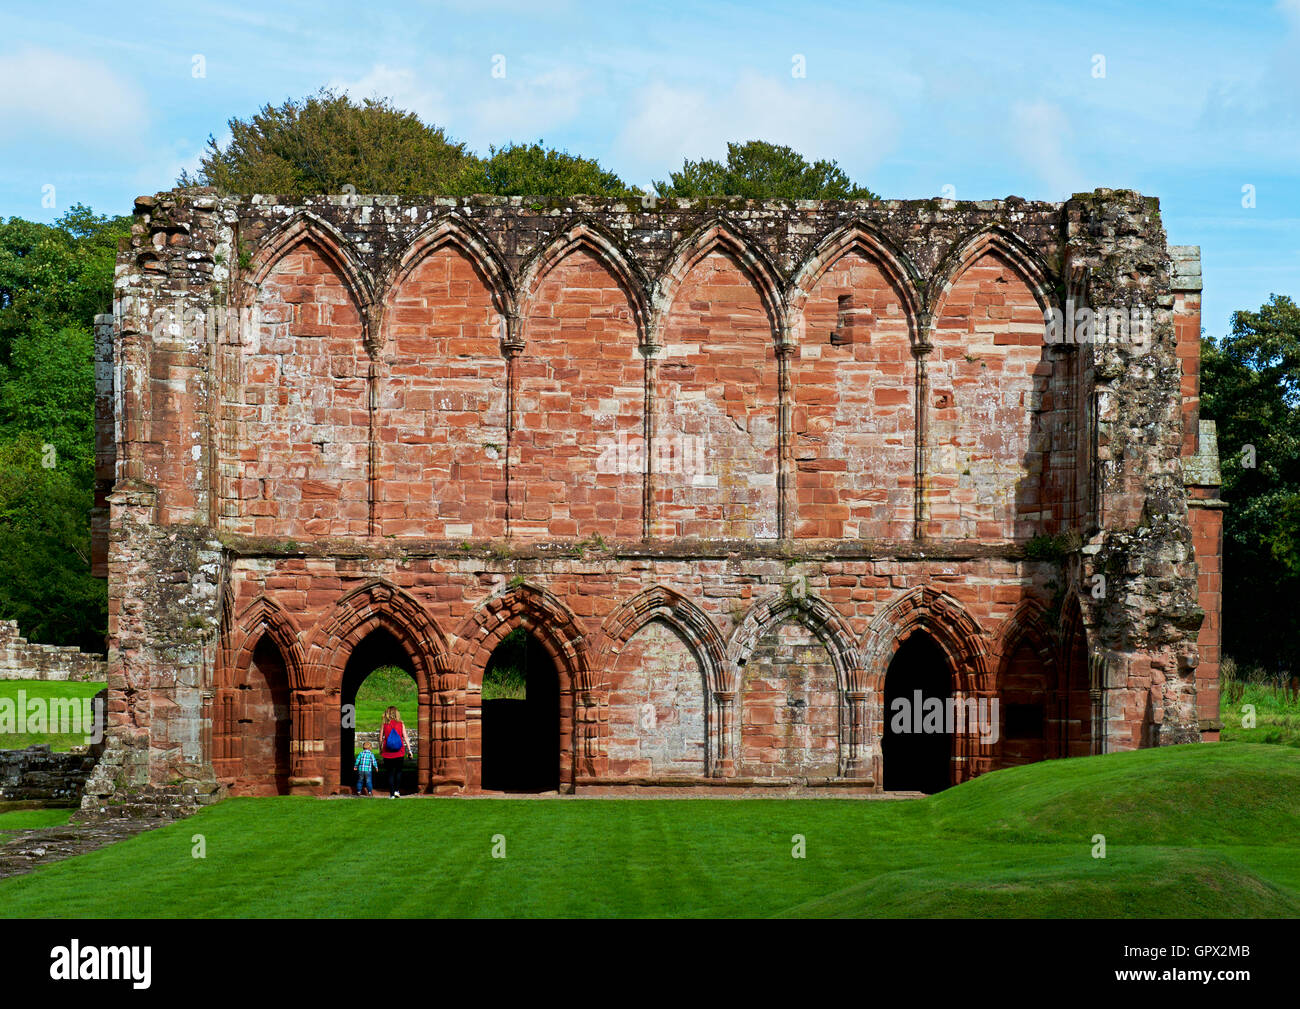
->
[921, 743, 1300, 846]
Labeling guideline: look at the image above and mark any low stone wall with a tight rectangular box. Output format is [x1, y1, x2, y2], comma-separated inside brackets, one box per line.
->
[0, 745, 99, 803]
[354, 731, 417, 756]
[0, 621, 106, 682]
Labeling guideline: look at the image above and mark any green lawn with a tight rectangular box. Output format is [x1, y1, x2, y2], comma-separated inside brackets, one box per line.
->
[354, 665, 416, 728]
[0, 742, 1296, 918]
[1220, 681, 1300, 747]
[0, 805, 74, 833]
[0, 679, 105, 752]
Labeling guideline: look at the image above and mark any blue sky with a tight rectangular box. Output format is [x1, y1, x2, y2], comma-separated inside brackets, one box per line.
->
[1, 0, 1296, 334]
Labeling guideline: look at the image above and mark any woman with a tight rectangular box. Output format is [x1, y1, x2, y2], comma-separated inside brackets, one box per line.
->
[379, 705, 410, 798]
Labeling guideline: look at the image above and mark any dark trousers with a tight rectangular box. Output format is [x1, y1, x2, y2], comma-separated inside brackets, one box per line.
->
[384, 757, 402, 794]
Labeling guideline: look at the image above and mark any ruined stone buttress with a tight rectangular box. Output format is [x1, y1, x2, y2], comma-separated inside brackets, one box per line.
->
[84, 189, 1224, 806]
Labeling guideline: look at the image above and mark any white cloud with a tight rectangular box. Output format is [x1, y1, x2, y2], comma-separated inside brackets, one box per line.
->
[0, 47, 147, 143]
[330, 61, 592, 151]
[612, 72, 898, 185]
[329, 63, 447, 124]
[469, 67, 588, 148]
[1007, 100, 1085, 196]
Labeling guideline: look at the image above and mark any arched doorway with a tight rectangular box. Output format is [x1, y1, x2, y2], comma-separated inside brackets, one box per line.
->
[237, 636, 292, 794]
[883, 633, 952, 793]
[999, 640, 1052, 767]
[481, 629, 560, 792]
[340, 629, 419, 795]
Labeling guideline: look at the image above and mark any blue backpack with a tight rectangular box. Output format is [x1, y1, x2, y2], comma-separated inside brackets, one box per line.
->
[385, 725, 403, 753]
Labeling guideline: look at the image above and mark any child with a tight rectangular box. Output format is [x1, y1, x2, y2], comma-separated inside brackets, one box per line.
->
[354, 741, 377, 796]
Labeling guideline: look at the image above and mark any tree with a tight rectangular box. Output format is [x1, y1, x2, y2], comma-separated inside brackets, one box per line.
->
[461, 142, 634, 198]
[0, 204, 128, 365]
[653, 140, 878, 200]
[1201, 294, 1300, 677]
[0, 206, 123, 650]
[180, 89, 478, 196]
[0, 435, 102, 650]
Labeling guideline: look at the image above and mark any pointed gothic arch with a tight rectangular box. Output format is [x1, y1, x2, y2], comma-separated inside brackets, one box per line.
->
[518, 218, 652, 346]
[306, 579, 451, 692]
[378, 213, 516, 351]
[245, 211, 374, 320]
[595, 585, 729, 694]
[728, 590, 870, 779]
[651, 218, 787, 344]
[992, 599, 1060, 766]
[222, 594, 309, 690]
[452, 581, 590, 689]
[1057, 590, 1098, 756]
[927, 224, 1058, 316]
[993, 599, 1058, 682]
[862, 586, 992, 692]
[785, 220, 923, 342]
[302, 580, 452, 794]
[595, 586, 731, 778]
[729, 590, 862, 692]
[451, 582, 591, 790]
[862, 586, 994, 786]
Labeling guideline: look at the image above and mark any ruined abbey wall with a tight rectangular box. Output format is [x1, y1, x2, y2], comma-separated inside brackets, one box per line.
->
[86, 189, 1222, 802]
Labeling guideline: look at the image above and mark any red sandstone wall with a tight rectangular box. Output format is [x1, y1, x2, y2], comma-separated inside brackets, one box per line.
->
[380, 246, 507, 537]
[739, 620, 839, 777]
[516, 250, 643, 539]
[654, 251, 778, 539]
[101, 194, 1217, 802]
[794, 250, 914, 539]
[228, 241, 369, 537]
[214, 555, 1061, 794]
[1190, 499, 1223, 738]
[928, 251, 1058, 540]
[607, 618, 707, 775]
[1176, 286, 1222, 739]
[1176, 290, 1202, 459]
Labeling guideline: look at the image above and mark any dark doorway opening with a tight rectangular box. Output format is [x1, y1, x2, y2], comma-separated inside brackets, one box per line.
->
[241, 636, 292, 793]
[481, 629, 559, 792]
[341, 629, 418, 795]
[883, 632, 952, 794]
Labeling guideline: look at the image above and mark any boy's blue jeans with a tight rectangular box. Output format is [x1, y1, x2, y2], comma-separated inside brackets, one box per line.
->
[356, 768, 373, 794]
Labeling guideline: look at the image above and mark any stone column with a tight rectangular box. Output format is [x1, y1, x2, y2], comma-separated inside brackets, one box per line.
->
[289, 688, 325, 792]
[776, 330, 797, 539]
[501, 316, 524, 538]
[429, 681, 465, 790]
[840, 690, 871, 779]
[574, 689, 607, 779]
[712, 690, 736, 777]
[912, 314, 933, 540]
[417, 691, 431, 793]
[640, 340, 660, 539]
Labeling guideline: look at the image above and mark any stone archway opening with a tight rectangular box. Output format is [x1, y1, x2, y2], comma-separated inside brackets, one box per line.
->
[481, 629, 560, 793]
[340, 629, 418, 795]
[240, 636, 292, 794]
[883, 632, 952, 794]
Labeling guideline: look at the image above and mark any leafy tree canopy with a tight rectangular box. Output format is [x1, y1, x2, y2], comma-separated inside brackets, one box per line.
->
[180, 88, 478, 196]
[0, 434, 102, 650]
[1201, 294, 1300, 675]
[461, 141, 634, 198]
[653, 140, 878, 200]
[0, 205, 123, 649]
[0, 205, 128, 364]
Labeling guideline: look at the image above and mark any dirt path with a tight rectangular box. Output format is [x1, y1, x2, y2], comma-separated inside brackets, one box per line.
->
[0, 817, 167, 880]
